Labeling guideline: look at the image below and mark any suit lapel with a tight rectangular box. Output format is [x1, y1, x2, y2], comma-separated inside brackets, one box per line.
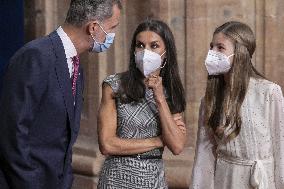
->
[48, 31, 75, 125]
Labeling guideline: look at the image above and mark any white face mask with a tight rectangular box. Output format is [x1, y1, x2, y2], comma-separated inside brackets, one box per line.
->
[135, 49, 166, 77]
[205, 50, 234, 75]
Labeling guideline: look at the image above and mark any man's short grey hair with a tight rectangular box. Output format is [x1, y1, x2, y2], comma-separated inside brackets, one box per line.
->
[65, 0, 122, 26]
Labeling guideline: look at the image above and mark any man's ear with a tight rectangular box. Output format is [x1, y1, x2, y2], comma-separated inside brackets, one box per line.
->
[86, 21, 99, 35]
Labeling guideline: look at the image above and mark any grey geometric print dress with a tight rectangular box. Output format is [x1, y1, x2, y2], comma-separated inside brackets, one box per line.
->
[97, 74, 168, 189]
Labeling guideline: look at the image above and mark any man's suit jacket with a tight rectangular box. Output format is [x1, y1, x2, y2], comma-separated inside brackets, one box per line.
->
[0, 31, 84, 189]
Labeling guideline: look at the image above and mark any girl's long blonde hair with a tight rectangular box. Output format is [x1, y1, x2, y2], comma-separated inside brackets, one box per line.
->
[205, 21, 265, 141]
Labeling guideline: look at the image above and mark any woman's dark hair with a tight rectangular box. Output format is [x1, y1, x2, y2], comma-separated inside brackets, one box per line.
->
[117, 19, 186, 114]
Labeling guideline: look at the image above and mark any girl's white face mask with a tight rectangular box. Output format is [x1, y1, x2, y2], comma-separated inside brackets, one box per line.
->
[205, 50, 234, 75]
[135, 49, 166, 77]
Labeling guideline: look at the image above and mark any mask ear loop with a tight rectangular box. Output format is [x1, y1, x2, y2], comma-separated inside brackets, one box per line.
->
[227, 54, 234, 66]
[90, 33, 100, 45]
[98, 22, 108, 35]
[91, 23, 109, 46]
[227, 54, 234, 59]
[160, 58, 167, 68]
[160, 51, 167, 68]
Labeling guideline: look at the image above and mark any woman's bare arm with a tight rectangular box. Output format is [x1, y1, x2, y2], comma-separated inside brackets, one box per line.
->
[97, 83, 163, 156]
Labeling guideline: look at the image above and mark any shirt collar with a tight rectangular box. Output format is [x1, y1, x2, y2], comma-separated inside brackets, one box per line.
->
[56, 26, 77, 59]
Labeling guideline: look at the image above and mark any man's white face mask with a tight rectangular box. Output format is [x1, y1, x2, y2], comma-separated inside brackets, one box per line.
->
[135, 49, 166, 77]
[205, 50, 234, 75]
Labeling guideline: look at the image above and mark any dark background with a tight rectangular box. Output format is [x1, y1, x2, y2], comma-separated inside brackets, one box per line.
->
[0, 0, 24, 93]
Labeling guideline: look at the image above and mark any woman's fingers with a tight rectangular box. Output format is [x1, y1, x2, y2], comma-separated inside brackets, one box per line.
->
[145, 75, 162, 88]
[175, 119, 185, 127]
[173, 115, 186, 133]
[178, 125, 187, 133]
[173, 115, 182, 121]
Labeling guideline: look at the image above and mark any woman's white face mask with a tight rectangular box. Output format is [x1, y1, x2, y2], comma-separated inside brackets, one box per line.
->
[135, 49, 166, 77]
[205, 50, 234, 75]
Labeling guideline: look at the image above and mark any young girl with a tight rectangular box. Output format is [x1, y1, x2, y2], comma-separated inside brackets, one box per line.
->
[190, 21, 284, 189]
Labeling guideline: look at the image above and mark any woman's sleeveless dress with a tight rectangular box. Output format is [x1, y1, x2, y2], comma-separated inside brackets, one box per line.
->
[97, 74, 168, 189]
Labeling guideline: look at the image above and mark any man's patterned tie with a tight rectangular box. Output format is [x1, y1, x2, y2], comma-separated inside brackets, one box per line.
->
[71, 55, 80, 96]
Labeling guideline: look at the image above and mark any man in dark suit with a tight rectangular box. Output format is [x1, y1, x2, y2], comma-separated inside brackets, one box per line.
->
[0, 0, 122, 188]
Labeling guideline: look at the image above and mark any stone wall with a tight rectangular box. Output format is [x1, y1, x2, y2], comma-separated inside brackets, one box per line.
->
[24, 0, 284, 188]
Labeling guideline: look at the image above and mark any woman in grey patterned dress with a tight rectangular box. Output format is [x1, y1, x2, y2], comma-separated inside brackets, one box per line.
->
[97, 19, 187, 189]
